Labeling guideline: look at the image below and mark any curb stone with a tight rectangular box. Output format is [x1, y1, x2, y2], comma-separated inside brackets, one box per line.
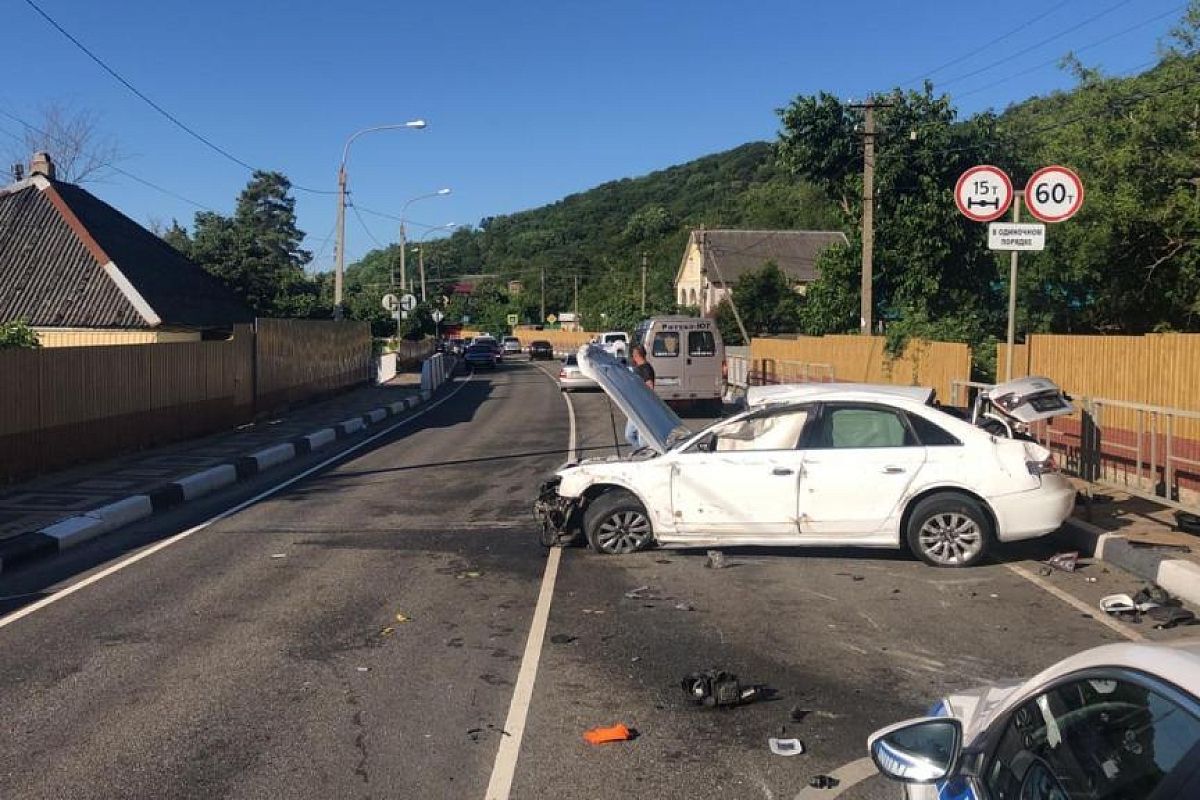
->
[0, 377, 452, 577]
[1061, 516, 1200, 608]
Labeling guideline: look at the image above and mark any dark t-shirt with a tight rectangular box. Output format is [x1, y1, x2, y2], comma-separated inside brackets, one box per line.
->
[633, 361, 655, 387]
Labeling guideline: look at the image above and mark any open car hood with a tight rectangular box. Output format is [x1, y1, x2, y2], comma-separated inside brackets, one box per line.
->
[576, 344, 691, 453]
[984, 376, 1073, 424]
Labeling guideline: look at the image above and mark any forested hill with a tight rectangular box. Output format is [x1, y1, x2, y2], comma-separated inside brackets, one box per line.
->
[341, 141, 841, 332]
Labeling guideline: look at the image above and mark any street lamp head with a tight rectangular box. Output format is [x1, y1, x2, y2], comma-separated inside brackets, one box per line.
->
[406, 120, 428, 129]
[436, 188, 452, 195]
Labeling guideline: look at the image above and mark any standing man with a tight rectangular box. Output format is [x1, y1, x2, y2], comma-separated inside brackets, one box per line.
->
[625, 345, 655, 449]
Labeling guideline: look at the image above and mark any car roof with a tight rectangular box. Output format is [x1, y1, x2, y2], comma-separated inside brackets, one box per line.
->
[1025, 639, 1200, 698]
[747, 383, 935, 406]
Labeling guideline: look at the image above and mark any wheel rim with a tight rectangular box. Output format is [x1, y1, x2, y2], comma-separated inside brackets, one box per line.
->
[917, 512, 982, 565]
[595, 510, 651, 554]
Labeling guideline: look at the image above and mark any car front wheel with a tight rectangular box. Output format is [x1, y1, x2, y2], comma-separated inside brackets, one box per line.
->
[584, 489, 654, 554]
[905, 493, 992, 568]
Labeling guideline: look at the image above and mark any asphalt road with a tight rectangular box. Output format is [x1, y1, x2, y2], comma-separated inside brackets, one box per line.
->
[0, 360, 1191, 800]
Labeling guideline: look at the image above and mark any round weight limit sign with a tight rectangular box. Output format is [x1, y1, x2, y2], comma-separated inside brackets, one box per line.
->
[954, 165, 1013, 222]
[1024, 165, 1084, 223]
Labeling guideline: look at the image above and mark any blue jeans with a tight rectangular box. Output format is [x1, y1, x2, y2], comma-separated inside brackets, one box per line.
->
[624, 418, 643, 449]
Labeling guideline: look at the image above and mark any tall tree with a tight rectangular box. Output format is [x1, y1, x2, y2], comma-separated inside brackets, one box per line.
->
[9, 103, 122, 184]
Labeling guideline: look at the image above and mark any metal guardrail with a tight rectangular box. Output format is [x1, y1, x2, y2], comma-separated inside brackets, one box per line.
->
[949, 379, 1200, 516]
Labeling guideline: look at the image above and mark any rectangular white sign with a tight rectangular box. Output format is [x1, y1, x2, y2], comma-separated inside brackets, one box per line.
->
[988, 222, 1046, 251]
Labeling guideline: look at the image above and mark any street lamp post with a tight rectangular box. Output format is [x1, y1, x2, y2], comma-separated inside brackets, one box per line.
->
[333, 120, 426, 319]
[397, 189, 452, 296]
[413, 222, 460, 303]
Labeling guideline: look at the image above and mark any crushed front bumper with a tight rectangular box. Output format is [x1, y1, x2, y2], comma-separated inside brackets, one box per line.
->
[533, 477, 583, 547]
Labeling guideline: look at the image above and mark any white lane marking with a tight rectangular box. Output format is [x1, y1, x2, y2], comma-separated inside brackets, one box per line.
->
[1004, 562, 1144, 642]
[484, 367, 575, 800]
[792, 757, 877, 800]
[0, 376, 474, 633]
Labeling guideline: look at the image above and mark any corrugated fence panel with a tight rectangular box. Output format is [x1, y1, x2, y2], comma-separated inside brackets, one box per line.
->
[748, 336, 970, 402]
[255, 319, 372, 413]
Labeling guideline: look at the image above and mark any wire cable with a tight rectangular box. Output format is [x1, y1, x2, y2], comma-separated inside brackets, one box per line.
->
[20, 0, 336, 195]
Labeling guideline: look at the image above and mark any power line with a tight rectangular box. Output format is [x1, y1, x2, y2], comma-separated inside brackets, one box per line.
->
[954, 6, 1184, 101]
[20, 0, 335, 195]
[900, 0, 1077, 87]
[0, 109, 217, 211]
[349, 203, 389, 250]
[935, 0, 1139, 90]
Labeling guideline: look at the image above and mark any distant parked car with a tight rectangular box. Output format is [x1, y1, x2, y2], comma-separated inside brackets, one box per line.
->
[869, 639, 1200, 799]
[557, 354, 597, 392]
[448, 338, 468, 355]
[463, 344, 498, 370]
[529, 340, 554, 360]
[598, 330, 629, 357]
[502, 336, 522, 355]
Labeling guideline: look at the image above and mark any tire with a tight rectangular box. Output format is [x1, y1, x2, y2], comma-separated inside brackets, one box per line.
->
[583, 489, 654, 554]
[905, 493, 992, 568]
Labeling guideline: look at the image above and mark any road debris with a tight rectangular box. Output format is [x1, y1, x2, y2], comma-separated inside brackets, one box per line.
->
[768, 737, 805, 756]
[1148, 606, 1197, 629]
[549, 634, 576, 644]
[395, 612, 410, 624]
[380, 626, 395, 637]
[356, 666, 370, 673]
[681, 669, 765, 707]
[457, 570, 482, 579]
[809, 775, 839, 789]
[270, 553, 287, 559]
[1175, 510, 1200, 535]
[674, 602, 695, 611]
[705, 550, 726, 569]
[583, 723, 634, 744]
[1045, 551, 1079, 572]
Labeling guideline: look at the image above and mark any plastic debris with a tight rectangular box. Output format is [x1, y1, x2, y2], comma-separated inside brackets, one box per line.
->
[681, 670, 764, 707]
[457, 570, 482, 579]
[705, 550, 726, 569]
[769, 737, 805, 756]
[380, 626, 395, 637]
[270, 553, 287, 559]
[583, 723, 634, 744]
[809, 775, 839, 789]
[356, 666, 370, 673]
[1045, 551, 1079, 572]
[395, 612, 410, 624]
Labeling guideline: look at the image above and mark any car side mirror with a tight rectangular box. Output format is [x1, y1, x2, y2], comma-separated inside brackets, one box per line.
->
[868, 717, 962, 784]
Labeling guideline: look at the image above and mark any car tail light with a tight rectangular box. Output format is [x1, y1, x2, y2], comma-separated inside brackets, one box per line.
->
[559, 369, 567, 378]
[1026, 456, 1058, 476]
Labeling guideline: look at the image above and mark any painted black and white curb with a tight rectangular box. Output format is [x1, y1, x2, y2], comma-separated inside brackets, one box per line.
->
[0, 394, 429, 575]
[1063, 517, 1200, 608]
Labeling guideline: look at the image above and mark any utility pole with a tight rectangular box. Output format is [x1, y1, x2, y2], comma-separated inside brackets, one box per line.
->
[860, 99, 876, 336]
[573, 274, 579, 317]
[418, 245, 427, 302]
[640, 251, 647, 314]
[398, 222, 408, 292]
[540, 268, 546, 323]
[333, 166, 347, 319]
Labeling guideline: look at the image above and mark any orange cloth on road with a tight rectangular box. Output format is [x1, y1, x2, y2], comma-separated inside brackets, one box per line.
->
[582, 723, 632, 744]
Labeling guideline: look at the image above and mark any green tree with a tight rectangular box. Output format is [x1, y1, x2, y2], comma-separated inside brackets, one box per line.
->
[0, 320, 40, 349]
[714, 262, 803, 345]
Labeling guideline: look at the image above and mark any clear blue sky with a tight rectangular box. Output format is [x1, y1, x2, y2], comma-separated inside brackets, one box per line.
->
[2, 0, 1185, 271]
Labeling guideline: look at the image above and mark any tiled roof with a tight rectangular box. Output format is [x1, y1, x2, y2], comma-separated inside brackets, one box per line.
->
[0, 177, 252, 329]
[692, 229, 849, 285]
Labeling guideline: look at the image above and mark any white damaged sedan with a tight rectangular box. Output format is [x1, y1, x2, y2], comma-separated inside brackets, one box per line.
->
[534, 345, 1076, 568]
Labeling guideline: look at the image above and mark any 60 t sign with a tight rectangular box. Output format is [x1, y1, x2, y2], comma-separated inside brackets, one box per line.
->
[1025, 165, 1084, 223]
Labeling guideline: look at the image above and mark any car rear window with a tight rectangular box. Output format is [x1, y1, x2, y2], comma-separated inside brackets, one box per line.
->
[564, 355, 578, 365]
[811, 405, 918, 449]
[652, 332, 680, 357]
[906, 413, 962, 446]
[688, 331, 716, 357]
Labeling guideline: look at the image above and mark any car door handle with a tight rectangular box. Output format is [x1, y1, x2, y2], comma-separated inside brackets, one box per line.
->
[883, 466, 906, 474]
[772, 467, 794, 476]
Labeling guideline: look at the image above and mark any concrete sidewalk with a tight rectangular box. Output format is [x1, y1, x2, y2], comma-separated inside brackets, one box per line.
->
[1060, 482, 1200, 608]
[0, 368, 448, 573]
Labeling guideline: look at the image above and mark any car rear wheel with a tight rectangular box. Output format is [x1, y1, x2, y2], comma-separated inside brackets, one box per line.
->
[905, 493, 992, 568]
[584, 489, 653, 554]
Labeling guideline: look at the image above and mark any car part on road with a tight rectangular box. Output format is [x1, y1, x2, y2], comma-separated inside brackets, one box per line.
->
[583, 489, 654, 554]
[704, 550, 726, 569]
[681, 669, 764, 707]
[582, 723, 635, 744]
[808, 775, 839, 789]
[534, 477, 580, 547]
[1148, 606, 1197, 629]
[768, 737, 805, 756]
[905, 493, 993, 568]
[1044, 550, 1079, 572]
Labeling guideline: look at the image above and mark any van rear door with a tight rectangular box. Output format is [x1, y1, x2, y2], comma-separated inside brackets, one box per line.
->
[684, 327, 721, 398]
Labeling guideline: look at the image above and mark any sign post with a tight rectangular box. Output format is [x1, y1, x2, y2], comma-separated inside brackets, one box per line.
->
[1004, 194, 1021, 382]
[430, 308, 444, 339]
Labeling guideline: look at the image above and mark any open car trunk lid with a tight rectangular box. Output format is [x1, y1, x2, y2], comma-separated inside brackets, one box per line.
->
[984, 376, 1073, 424]
[576, 344, 690, 453]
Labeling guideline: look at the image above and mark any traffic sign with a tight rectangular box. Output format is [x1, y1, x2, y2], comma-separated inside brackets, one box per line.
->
[955, 165, 1013, 222]
[506, 313, 519, 326]
[381, 293, 399, 312]
[988, 223, 1046, 251]
[399, 293, 418, 312]
[430, 309, 444, 323]
[546, 314, 557, 324]
[1024, 165, 1084, 223]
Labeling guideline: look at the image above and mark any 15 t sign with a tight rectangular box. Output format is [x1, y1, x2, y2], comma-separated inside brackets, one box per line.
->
[1024, 165, 1084, 223]
[954, 165, 1013, 222]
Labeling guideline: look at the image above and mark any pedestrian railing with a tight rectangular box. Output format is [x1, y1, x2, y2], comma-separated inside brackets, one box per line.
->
[948, 379, 1200, 516]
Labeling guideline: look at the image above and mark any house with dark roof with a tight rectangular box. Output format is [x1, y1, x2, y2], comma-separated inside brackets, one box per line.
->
[0, 152, 252, 346]
[674, 229, 849, 316]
